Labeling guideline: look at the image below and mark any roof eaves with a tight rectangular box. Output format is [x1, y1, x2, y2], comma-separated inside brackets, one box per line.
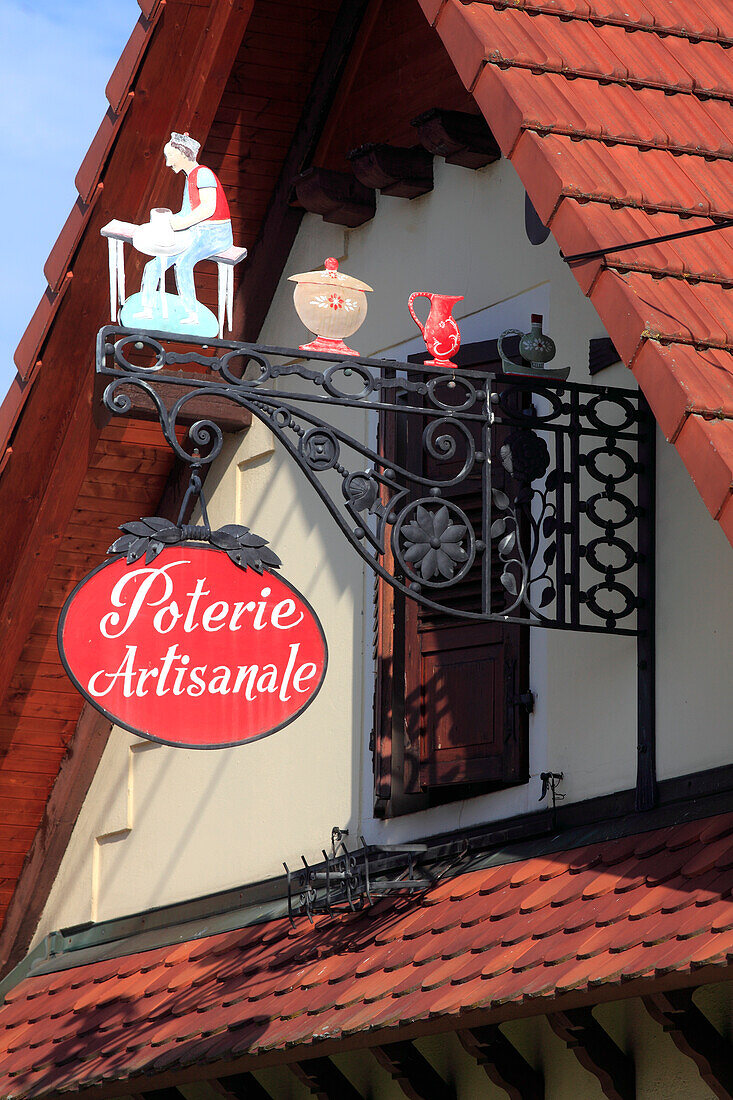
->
[11, 5, 162, 386]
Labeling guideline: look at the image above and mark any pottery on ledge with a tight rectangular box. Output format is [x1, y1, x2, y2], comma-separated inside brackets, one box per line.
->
[288, 257, 373, 356]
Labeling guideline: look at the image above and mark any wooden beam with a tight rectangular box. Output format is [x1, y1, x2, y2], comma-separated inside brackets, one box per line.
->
[459, 1025, 543, 1100]
[138, 1090, 187, 1100]
[374, 1040, 453, 1099]
[645, 990, 733, 1100]
[411, 108, 500, 169]
[548, 1008, 634, 1100]
[291, 167, 376, 227]
[348, 143, 433, 199]
[213, 1072, 273, 1100]
[114, 380, 252, 434]
[290, 1056, 363, 1099]
[235, 0, 373, 340]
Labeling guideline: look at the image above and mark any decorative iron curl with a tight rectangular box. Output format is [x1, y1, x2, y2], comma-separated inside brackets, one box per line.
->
[95, 326, 650, 636]
[102, 376, 225, 466]
[423, 417, 478, 484]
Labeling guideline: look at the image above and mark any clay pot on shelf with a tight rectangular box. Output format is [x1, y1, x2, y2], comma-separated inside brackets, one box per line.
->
[288, 257, 373, 357]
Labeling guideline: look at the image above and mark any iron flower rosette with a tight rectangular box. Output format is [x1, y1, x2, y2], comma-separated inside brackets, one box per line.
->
[394, 500, 473, 586]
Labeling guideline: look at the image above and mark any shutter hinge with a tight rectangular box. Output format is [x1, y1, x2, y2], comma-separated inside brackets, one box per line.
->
[513, 691, 535, 714]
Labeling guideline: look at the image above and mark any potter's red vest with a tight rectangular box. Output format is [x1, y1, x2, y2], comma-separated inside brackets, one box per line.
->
[187, 166, 230, 223]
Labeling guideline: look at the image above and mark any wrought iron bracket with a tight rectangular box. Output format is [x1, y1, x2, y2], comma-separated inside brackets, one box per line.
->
[96, 325, 655, 639]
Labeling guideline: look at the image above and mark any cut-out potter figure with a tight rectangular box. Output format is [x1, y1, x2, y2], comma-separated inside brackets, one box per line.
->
[135, 132, 233, 328]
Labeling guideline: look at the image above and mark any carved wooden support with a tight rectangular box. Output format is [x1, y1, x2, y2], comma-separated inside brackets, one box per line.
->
[459, 1026, 544, 1100]
[291, 167, 376, 227]
[548, 1008, 634, 1100]
[212, 1072, 273, 1100]
[374, 1040, 454, 1099]
[644, 989, 733, 1100]
[411, 108, 501, 169]
[348, 143, 433, 199]
[290, 1056, 364, 1099]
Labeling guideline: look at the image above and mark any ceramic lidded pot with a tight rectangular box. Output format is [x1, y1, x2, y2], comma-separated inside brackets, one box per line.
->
[288, 257, 373, 356]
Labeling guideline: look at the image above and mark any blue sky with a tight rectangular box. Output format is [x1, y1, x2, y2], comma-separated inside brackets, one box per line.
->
[0, 0, 140, 399]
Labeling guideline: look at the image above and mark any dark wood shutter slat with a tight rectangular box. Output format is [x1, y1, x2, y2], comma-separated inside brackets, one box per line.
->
[374, 350, 530, 807]
[373, 404, 398, 805]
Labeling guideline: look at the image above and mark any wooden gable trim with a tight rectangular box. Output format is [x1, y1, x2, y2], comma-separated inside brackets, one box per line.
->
[0, 704, 111, 979]
[0, 447, 206, 980]
[0, 0, 256, 722]
[0, 0, 258, 948]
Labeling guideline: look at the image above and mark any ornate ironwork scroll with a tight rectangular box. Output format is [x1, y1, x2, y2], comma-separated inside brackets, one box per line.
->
[96, 325, 654, 637]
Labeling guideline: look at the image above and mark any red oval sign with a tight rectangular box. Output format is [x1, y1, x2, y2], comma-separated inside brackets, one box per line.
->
[58, 547, 327, 748]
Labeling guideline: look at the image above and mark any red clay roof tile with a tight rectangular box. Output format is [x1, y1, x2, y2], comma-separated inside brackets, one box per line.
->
[427, 0, 733, 545]
[675, 415, 733, 518]
[1, 813, 732, 1095]
[13, 276, 72, 379]
[106, 12, 158, 113]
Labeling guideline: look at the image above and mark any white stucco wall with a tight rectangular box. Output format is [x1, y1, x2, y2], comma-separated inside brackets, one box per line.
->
[34, 155, 733, 938]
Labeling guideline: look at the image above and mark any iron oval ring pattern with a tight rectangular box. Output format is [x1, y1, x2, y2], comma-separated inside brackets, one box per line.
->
[425, 374, 478, 413]
[584, 393, 637, 433]
[584, 535, 636, 576]
[219, 348, 271, 386]
[494, 384, 565, 425]
[585, 490, 636, 530]
[114, 334, 166, 373]
[584, 444, 636, 486]
[583, 581, 637, 624]
[322, 362, 375, 401]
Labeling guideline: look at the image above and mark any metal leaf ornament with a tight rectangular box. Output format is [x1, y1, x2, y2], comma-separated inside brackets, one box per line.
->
[400, 503, 467, 581]
[209, 524, 281, 573]
[108, 517, 281, 573]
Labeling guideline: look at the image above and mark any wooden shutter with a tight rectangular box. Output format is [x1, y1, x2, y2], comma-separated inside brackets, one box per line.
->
[374, 346, 529, 807]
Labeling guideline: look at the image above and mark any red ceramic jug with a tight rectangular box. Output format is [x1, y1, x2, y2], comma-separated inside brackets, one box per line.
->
[408, 291, 464, 368]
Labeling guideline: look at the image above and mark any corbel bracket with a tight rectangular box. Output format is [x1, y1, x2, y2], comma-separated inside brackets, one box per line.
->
[549, 1008, 634, 1100]
[645, 989, 733, 1100]
[460, 1025, 543, 1099]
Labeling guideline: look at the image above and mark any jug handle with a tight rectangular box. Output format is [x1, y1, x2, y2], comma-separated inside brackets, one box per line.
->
[497, 328, 523, 373]
[408, 292, 431, 336]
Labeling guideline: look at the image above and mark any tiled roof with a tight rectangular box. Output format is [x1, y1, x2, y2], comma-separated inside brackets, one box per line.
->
[422, 0, 733, 546]
[1, 812, 732, 1097]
